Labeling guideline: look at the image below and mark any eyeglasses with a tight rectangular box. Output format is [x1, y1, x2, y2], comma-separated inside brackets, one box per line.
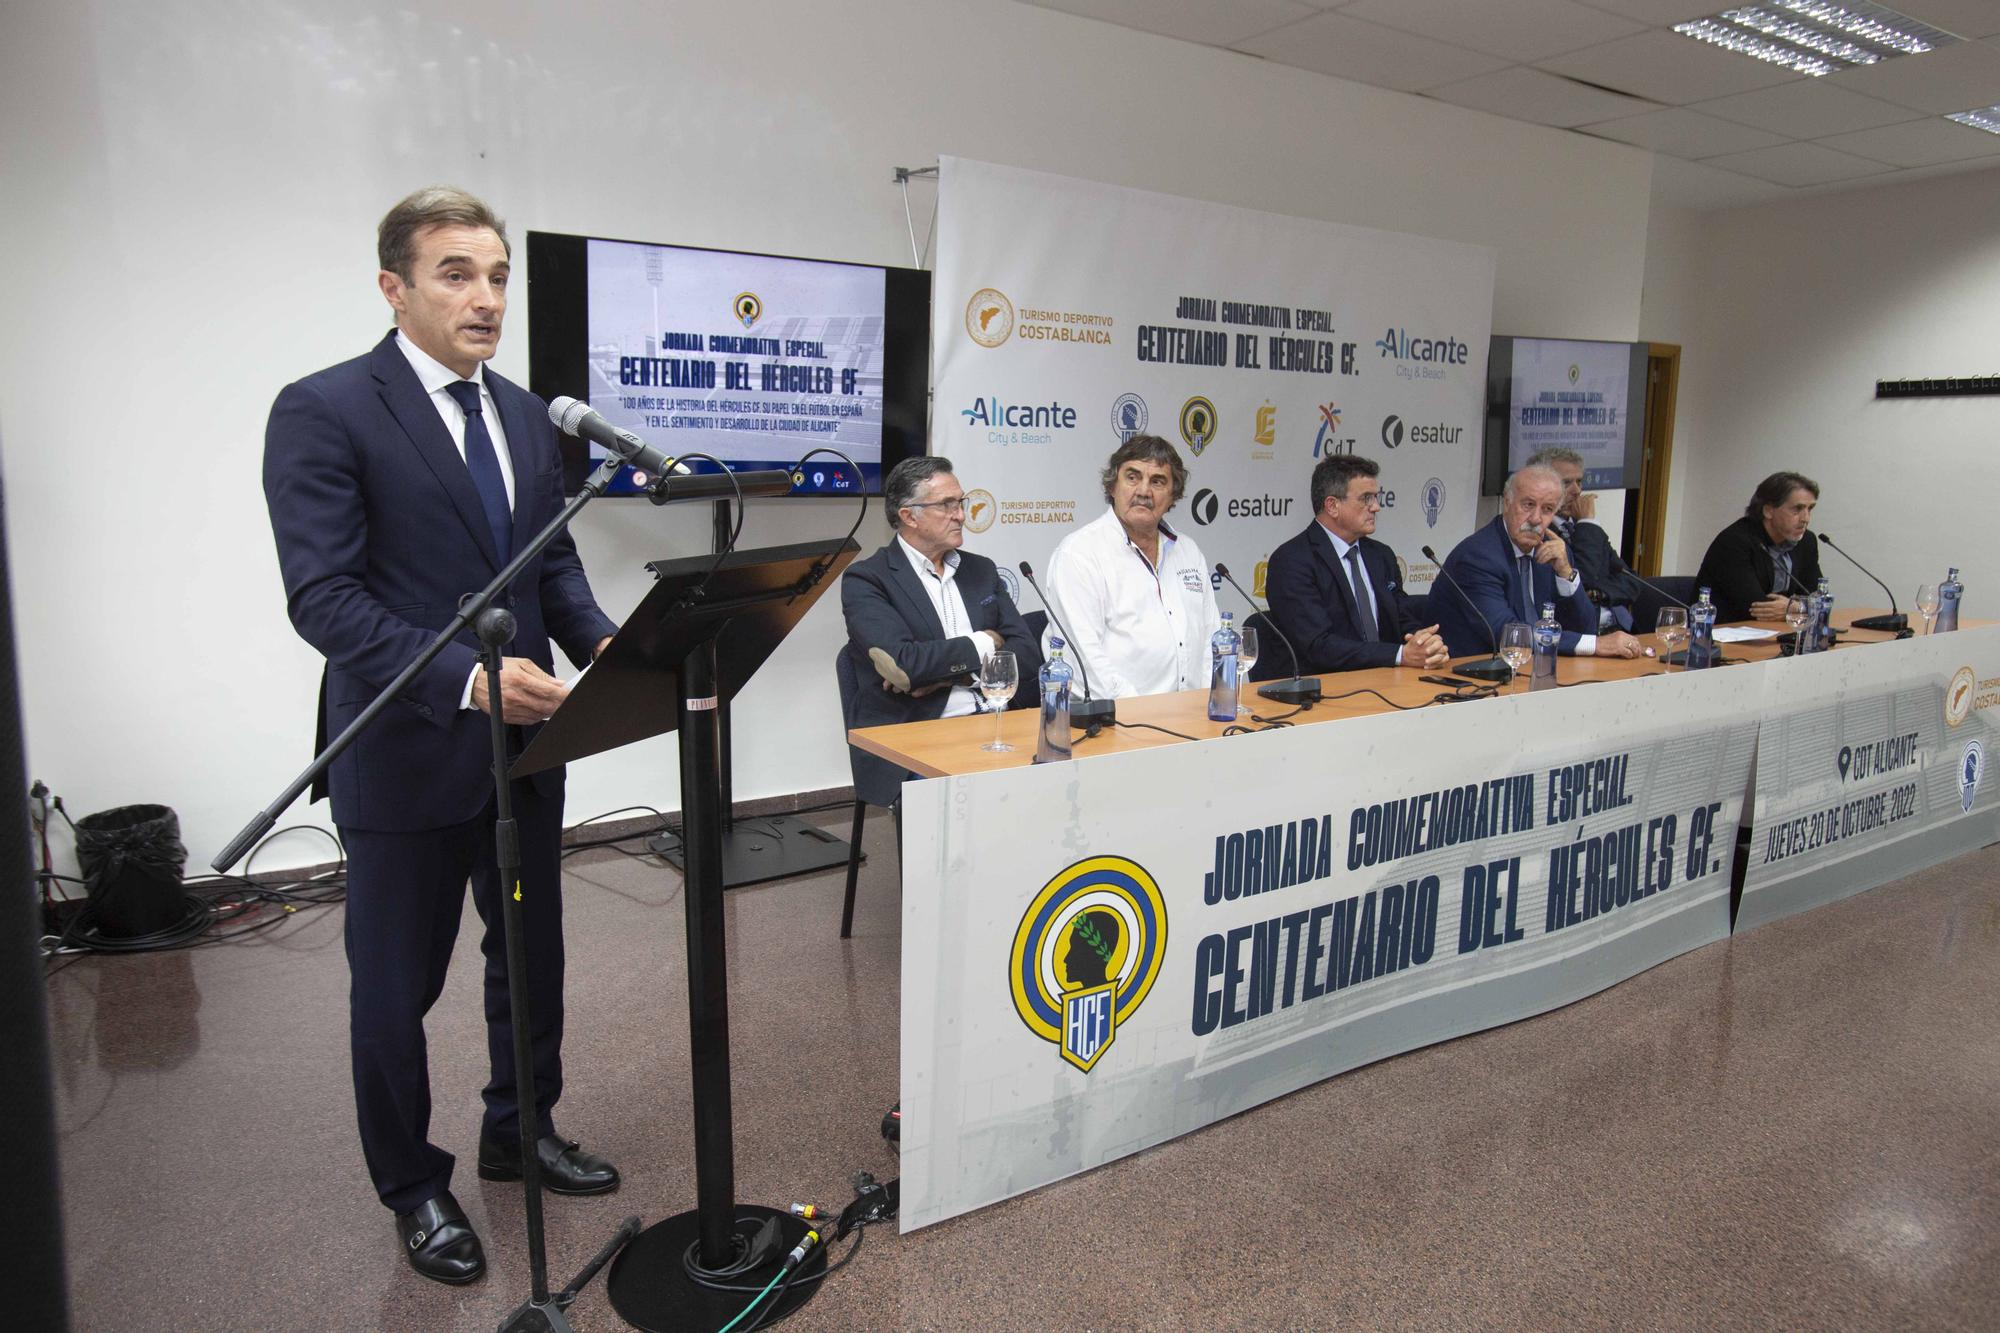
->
[1346, 491, 1384, 509]
[906, 498, 967, 515]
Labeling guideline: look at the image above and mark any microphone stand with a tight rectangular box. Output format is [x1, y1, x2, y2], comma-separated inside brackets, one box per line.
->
[1018, 561, 1116, 726]
[1420, 545, 1514, 685]
[216, 457, 641, 1333]
[1211, 563, 1320, 706]
[1818, 533, 1911, 636]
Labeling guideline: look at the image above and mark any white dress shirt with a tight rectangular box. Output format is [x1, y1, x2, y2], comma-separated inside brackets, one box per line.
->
[1318, 524, 1408, 667]
[1041, 508, 1222, 699]
[393, 333, 521, 708]
[897, 535, 997, 719]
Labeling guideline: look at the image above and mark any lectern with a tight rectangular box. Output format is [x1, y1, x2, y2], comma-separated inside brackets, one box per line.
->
[514, 536, 857, 1331]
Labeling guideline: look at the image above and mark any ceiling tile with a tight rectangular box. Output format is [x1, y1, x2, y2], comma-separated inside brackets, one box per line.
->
[1539, 29, 1807, 104]
[1567, 0, 1714, 22]
[1024, 0, 1319, 47]
[1427, 65, 1666, 125]
[1823, 36, 2000, 113]
[1649, 153, 1790, 209]
[1335, 0, 1645, 64]
[1692, 81, 1927, 137]
[1701, 140, 1898, 185]
[1900, 1, 2000, 40]
[1818, 116, 2000, 166]
[1581, 106, 1790, 156]
[1232, 11, 1512, 90]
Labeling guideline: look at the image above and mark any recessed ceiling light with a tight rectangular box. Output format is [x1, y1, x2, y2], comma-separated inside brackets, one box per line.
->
[1673, 1, 1960, 78]
[1945, 105, 2000, 135]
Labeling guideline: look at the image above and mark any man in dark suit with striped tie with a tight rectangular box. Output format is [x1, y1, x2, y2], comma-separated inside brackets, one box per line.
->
[263, 187, 621, 1285]
[1264, 454, 1450, 674]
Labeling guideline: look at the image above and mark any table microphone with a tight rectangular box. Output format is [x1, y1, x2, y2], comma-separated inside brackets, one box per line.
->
[1016, 561, 1116, 726]
[1419, 545, 1514, 684]
[1816, 532, 1909, 635]
[1211, 563, 1321, 706]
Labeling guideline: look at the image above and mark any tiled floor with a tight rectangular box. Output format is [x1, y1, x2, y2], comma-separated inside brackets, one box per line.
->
[47, 811, 2000, 1330]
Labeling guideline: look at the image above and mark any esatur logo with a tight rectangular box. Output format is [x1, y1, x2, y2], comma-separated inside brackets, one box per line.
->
[1187, 487, 1293, 526]
[1381, 413, 1403, 448]
[966, 288, 1015, 347]
[1383, 414, 1463, 449]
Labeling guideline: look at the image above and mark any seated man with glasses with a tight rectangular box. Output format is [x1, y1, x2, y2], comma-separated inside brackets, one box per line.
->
[1266, 454, 1450, 673]
[840, 455, 1038, 806]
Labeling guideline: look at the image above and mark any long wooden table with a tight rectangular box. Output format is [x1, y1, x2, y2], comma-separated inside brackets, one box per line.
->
[851, 607, 1923, 778]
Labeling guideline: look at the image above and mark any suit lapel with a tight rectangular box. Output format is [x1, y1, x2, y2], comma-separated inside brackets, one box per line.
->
[1360, 541, 1397, 638]
[886, 541, 947, 639]
[370, 334, 504, 571]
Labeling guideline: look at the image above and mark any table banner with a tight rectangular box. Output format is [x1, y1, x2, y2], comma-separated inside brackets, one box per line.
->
[1738, 626, 2000, 931]
[900, 668, 1759, 1229]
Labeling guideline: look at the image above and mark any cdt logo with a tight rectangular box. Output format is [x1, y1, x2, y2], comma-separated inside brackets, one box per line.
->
[1009, 856, 1168, 1073]
[962, 489, 996, 534]
[965, 288, 1015, 347]
[1312, 403, 1354, 458]
[1112, 393, 1148, 441]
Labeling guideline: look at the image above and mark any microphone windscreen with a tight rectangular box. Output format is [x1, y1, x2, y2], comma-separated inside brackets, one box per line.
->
[548, 396, 591, 434]
[1018, 560, 1034, 578]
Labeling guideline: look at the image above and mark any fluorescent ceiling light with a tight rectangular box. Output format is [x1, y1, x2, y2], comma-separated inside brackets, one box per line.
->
[1945, 105, 2000, 135]
[1673, 1, 1959, 78]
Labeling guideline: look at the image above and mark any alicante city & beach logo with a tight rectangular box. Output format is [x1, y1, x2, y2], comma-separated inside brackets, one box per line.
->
[1009, 856, 1168, 1073]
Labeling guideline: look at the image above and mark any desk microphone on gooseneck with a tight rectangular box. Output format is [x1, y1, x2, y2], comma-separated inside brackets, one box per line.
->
[1816, 532, 1910, 635]
[1017, 561, 1117, 726]
[1420, 545, 1515, 685]
[1211, 563, 1321, 706]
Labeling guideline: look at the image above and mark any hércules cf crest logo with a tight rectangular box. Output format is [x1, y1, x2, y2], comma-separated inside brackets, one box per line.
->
[1009, 856, 1168, 1073]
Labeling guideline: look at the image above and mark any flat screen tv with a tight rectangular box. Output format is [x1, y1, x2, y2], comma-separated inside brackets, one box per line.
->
[527, 231, 930, 497]
[1482, 337, 1648, 495]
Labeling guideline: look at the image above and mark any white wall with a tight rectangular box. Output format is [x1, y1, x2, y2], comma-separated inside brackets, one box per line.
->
[0, 0, 1654, 872]
[1644, 169, 2000, 610]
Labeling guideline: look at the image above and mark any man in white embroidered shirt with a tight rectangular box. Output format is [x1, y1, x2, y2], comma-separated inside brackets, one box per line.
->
[1041, 434, 1222, 700]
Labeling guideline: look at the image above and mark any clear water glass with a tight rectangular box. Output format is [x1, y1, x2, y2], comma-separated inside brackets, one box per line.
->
[1498, 621, 1532, 690]
[1655, 608, 1688, 671]
[979, 651, 1017, 752]
[1916, 584, 1940, 635]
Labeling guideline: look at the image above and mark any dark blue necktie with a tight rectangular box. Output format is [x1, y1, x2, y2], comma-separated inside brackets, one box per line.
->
[1515, 553, 1536, 622]
[444, 379, 512, 562]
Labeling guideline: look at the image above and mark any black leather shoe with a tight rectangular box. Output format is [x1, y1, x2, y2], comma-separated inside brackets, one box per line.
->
[477, 1133, 620, 1195]
[395, 1190, 485, 1285]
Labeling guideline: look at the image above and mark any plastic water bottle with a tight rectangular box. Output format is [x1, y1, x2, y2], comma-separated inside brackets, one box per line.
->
[1936, 567, 1963, 633]
[1036, 636, 1073, 763]
[1796, 589, 1820, 655]
[1689, 587, 1717, 669]
[1208, 611, 1239, 723]
[1815, 576, 1835, 650]
[1531, 602, 1559, 691]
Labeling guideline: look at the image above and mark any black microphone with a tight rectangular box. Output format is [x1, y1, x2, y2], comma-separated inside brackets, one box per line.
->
[1211, 563, 1320, 706]
[1017, 561, 1116, 727]
[1817, 532, 1909, 635]
[1420, 545, 1514, 685]
[549, 396, 684, 480]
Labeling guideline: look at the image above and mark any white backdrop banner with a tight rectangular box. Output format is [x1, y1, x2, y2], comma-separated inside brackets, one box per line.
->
[931, 157, 1496, 602]
[1740, 627, 2000, 930]
[899, 670, 1758, 1229]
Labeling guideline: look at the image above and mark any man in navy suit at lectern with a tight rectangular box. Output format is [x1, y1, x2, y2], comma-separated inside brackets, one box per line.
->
[1434, 463, 1643, 661]
[262, 187, 621, 1285]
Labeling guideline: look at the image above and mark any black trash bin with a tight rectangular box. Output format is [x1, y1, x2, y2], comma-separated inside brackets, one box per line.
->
[74, 804, 193, 940]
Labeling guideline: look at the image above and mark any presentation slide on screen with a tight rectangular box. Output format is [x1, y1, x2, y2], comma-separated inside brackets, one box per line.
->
[584, 238, 886, 493]
[1506, 339, 1630, 488]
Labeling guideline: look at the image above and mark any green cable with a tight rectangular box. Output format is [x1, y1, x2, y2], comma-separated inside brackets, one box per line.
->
[716, 1268, 783, 1333]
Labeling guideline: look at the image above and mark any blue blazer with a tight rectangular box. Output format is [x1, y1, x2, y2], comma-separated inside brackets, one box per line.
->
[840, 539, 1037, 806]
[1264, 523, 1415, 672]
[263, 331, 618, 832]
[1434, 516, 1596, 657]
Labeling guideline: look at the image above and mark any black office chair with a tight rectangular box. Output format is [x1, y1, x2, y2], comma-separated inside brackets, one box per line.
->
[1242, 611, 1294, 681]
[834, 647, 891, 938]
[1403, 591, 1431, 627]
[1023, 609, 1048, 643]
[1633, 575, 1699, 633]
